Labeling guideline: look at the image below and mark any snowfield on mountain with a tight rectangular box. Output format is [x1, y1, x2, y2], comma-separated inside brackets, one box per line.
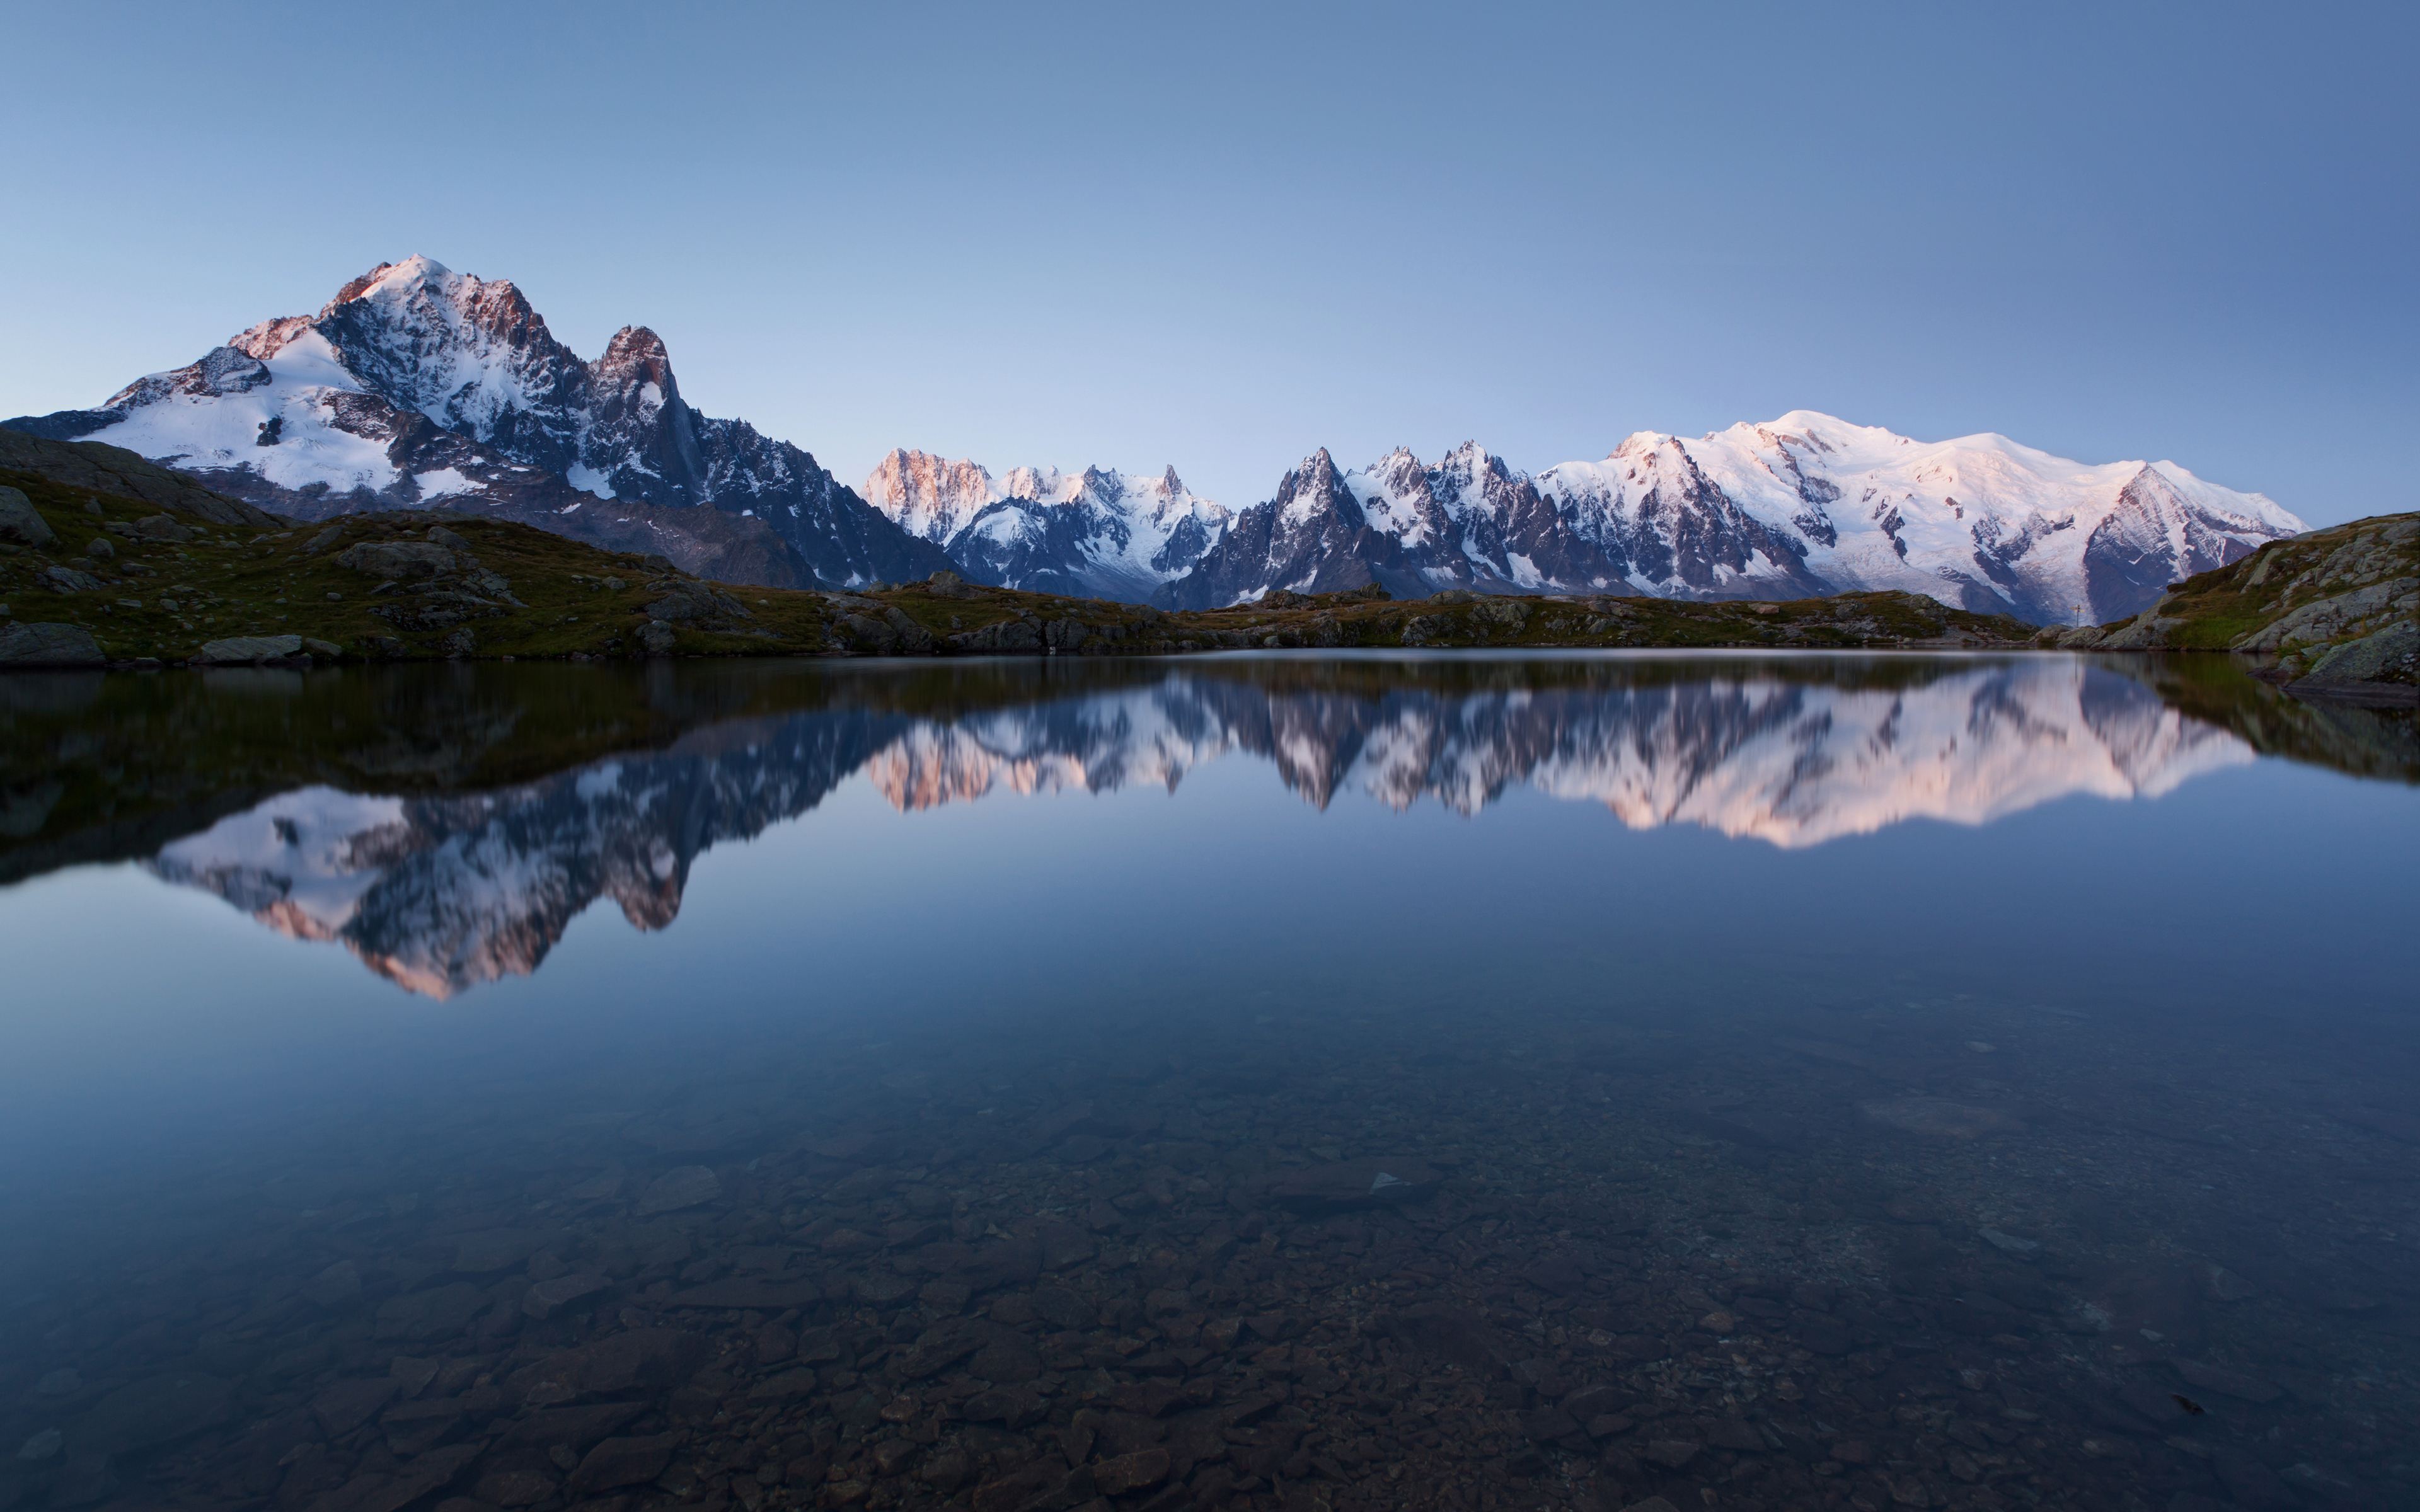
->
[1161, 415, 2302, 625]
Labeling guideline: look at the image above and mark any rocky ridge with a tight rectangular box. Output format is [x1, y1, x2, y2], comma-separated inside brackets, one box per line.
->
[2058, 513, 2419, 704]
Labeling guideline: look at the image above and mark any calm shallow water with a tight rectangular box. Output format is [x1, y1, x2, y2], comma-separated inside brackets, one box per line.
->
[1, 653, 2416, 1512]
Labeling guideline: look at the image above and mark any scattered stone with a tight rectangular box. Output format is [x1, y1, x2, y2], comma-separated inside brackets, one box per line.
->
[17, 1428, 60, 1462]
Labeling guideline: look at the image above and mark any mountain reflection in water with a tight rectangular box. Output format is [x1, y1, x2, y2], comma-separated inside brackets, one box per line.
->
[1, 652, 2399, 996]
[3, 651, 2417, 1512]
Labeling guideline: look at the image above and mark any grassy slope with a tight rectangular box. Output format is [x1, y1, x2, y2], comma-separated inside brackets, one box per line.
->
[3, 461, 2040, 665]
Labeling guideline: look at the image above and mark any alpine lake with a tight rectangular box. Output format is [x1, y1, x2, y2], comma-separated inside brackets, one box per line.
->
[1, 650, 2416, 1512]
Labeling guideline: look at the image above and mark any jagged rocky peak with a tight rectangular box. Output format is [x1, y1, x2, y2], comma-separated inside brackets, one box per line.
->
[861, 448, 1231, 602]
[8, 255, 952, 592]
[863, 449, 1001, 545]
[997, 464, 1062, 501]
[594, 326, 677, 396]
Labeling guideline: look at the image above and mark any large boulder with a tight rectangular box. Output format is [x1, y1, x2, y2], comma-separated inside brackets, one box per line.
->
[0, 484, 55, 547]
[38, 565, 105, 594]
[0, 622, 105, 668]
[335, 539, 459, 580]
[645, 580, 747, 625]
[197, 634, 304, 665]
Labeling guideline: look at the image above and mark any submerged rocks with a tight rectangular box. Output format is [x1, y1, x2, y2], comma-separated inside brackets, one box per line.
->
[1860, 1096, 2026, 1139]
[632, 1164, 722, 1215]
[522, 1273, 612, 1319]
[74, 1372, 233, 1454]
[1266, 1156, 1441, 1211]
[8, 957, 2407, 1512]
[567, 1430, 685, 1494]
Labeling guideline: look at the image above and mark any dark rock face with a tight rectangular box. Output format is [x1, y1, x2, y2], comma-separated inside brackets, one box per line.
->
[2082, 467, 2265, 624]
[1161, 449, 1421, 609]
[1161, 442, 1831, 612]
[4, 258, 946, 590]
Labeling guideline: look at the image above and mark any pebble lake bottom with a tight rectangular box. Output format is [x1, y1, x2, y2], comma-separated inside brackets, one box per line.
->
[0, 652, 2415, 1512]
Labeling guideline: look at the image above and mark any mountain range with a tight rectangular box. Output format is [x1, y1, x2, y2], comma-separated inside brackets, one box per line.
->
[8, 256, 2303, 622]
[1147, 422, 2304, 624]
[149, 659, 2250, 995]
[861, 450, 1230, 601]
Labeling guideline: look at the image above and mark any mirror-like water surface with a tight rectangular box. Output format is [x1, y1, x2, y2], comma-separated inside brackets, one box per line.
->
[2, 653, 2415, 1512]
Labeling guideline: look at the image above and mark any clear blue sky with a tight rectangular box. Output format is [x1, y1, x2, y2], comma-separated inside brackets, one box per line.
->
[4, 3, 2410, 524]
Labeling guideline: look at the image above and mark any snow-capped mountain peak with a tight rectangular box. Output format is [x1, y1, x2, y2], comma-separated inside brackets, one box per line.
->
[861, 450, 1230, 602]
[12, 257, 951, 590]
[1162, 415, 2300, 621]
